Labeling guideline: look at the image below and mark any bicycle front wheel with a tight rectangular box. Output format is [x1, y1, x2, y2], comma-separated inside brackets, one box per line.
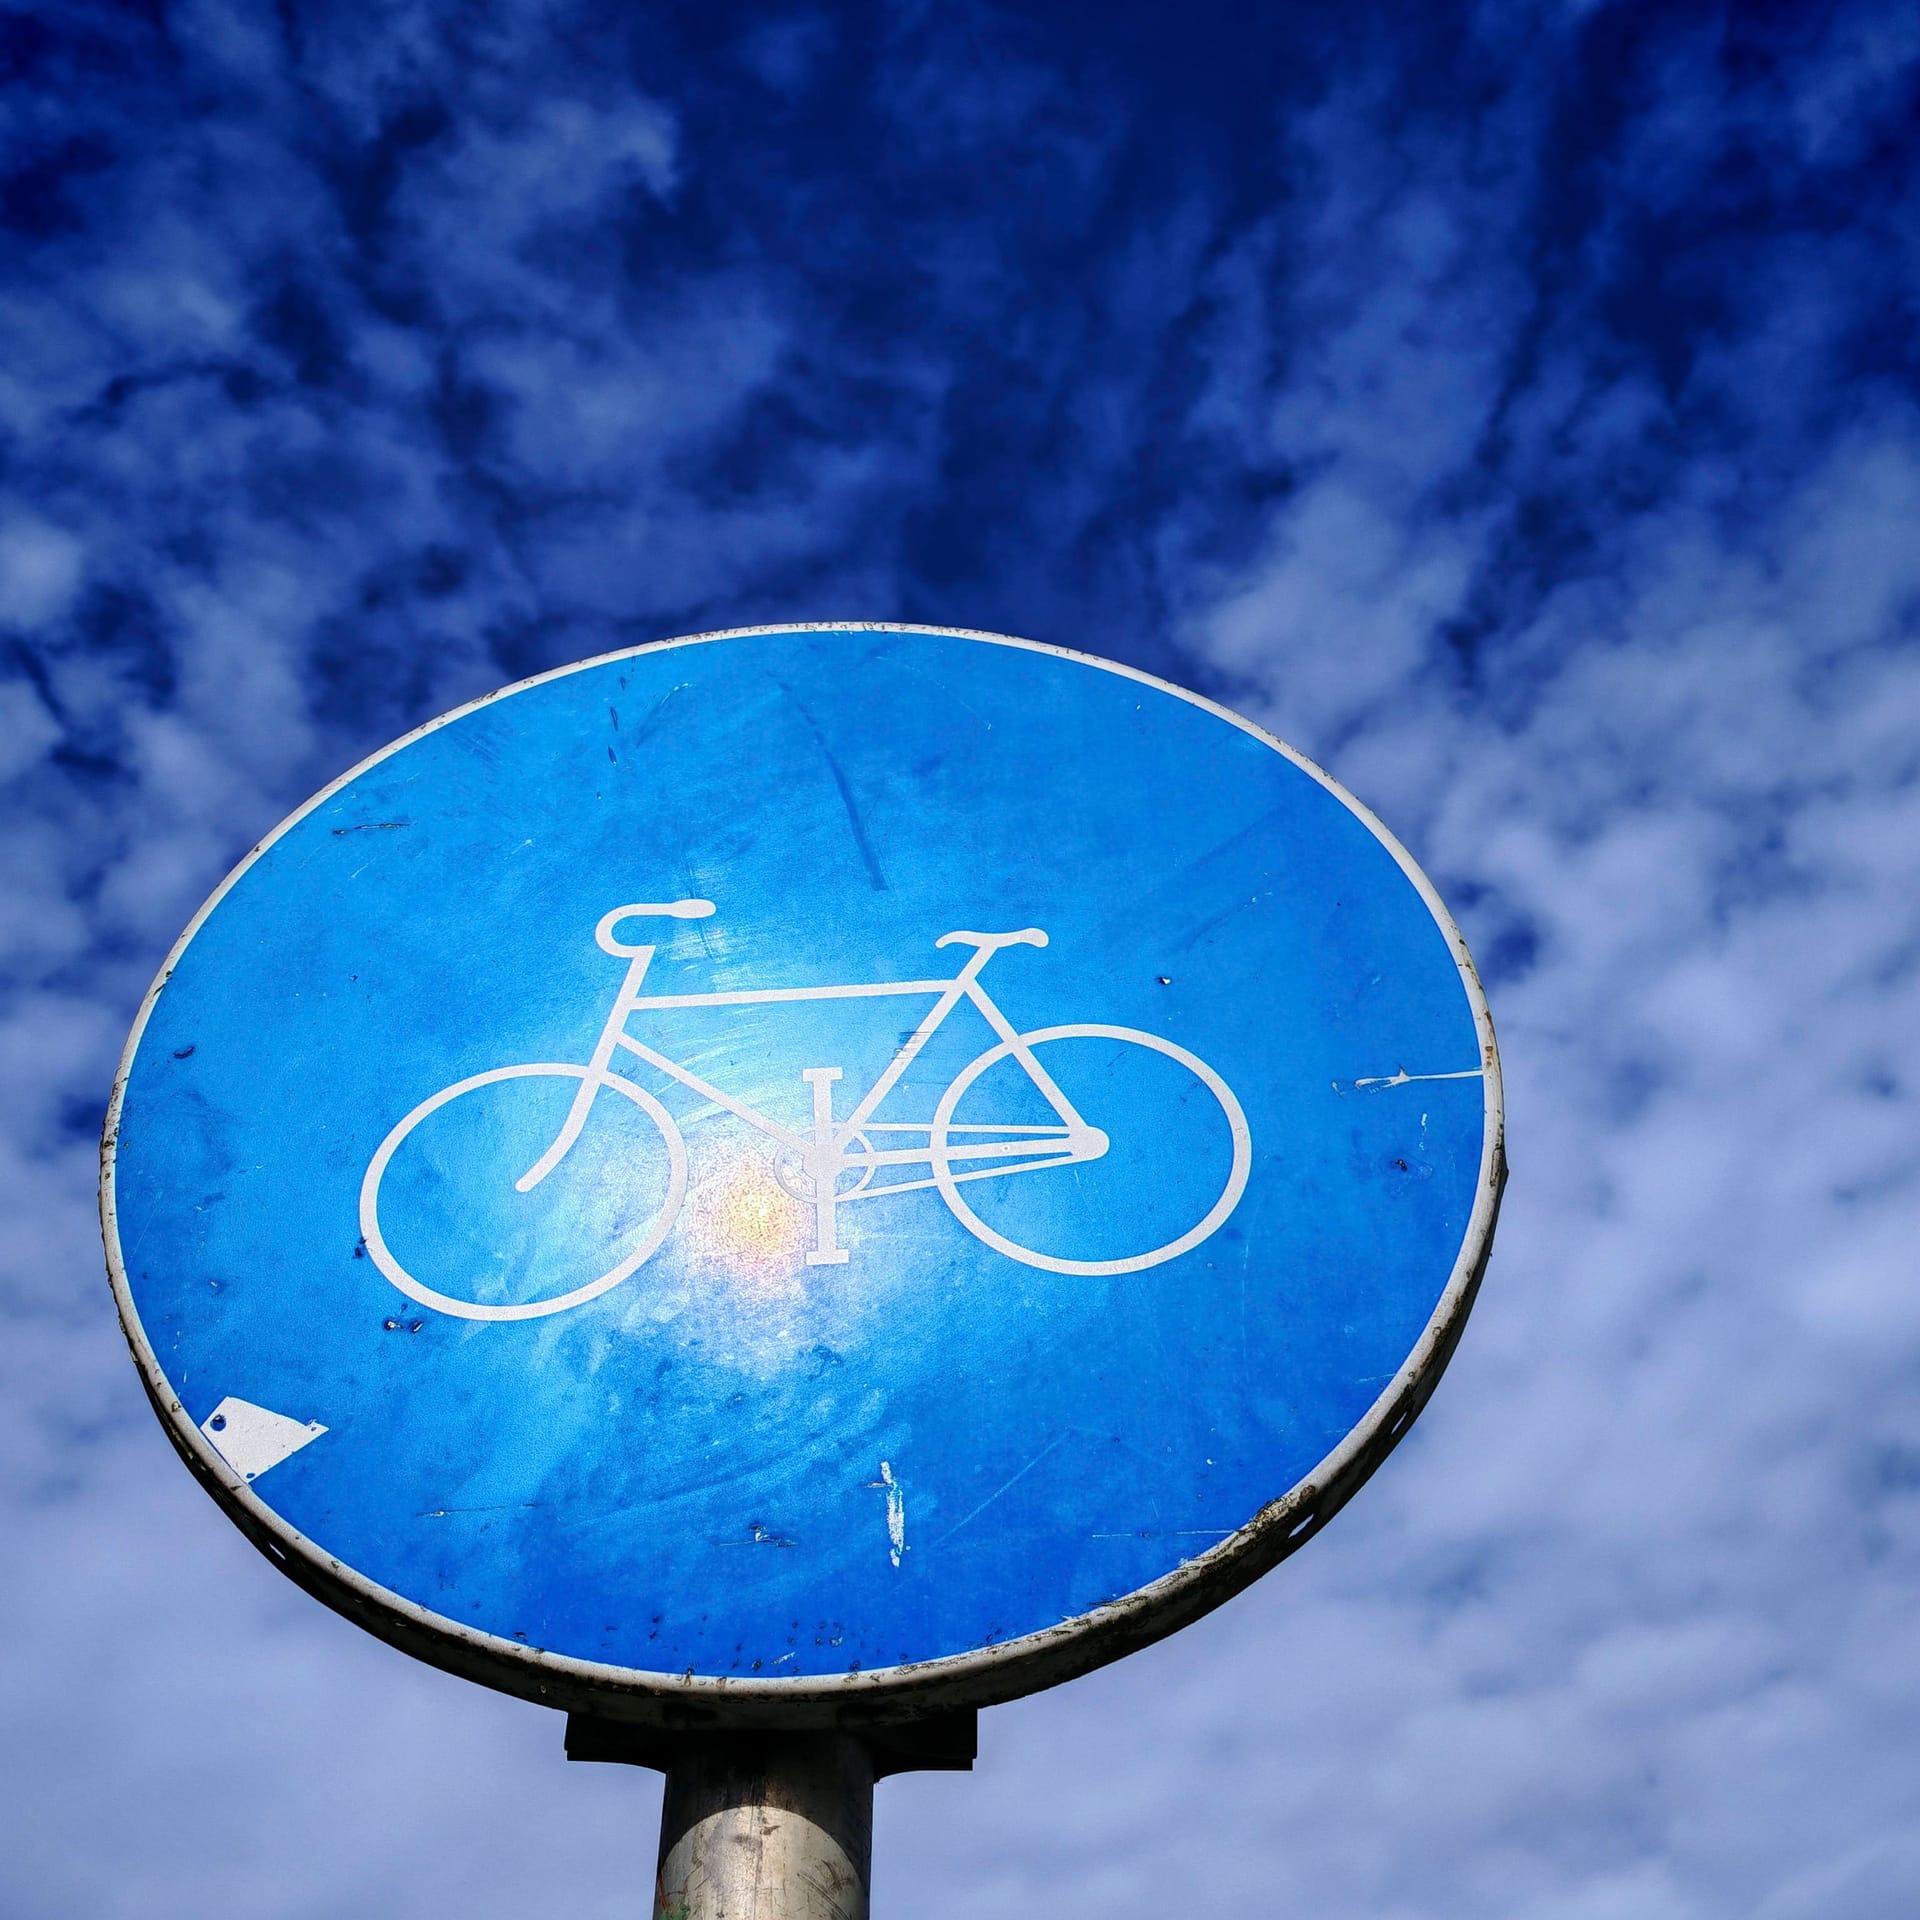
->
[930, 1024, 1251, 1276]
[360, 1064, 687, 1321]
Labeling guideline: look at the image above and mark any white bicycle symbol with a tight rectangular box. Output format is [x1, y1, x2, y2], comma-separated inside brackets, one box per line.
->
[359, 900, 1252, 1321]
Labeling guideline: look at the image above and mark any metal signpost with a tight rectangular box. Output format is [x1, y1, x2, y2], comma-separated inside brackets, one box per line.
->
[102, 624, 1503, 1916]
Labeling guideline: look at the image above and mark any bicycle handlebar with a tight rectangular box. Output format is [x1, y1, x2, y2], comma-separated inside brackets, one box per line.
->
[596, 900, 716, 956]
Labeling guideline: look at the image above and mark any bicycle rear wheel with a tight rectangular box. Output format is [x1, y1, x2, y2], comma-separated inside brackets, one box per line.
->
[929, 1024, 1250, 1275]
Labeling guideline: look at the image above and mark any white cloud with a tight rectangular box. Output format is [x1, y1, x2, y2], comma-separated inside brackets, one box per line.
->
[0, 679, 62, 784]
[0, 515, 85, 628]
[1201, 480, 1479, 739]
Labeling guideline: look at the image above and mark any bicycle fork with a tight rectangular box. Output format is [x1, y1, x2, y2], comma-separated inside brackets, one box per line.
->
[516, 944, 661, 1192]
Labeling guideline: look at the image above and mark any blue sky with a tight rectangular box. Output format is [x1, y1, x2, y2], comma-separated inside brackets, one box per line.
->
[4, 2, 1919, 1915]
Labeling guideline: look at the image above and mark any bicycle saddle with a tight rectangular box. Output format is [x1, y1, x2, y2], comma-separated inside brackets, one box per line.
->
[934, 927, 1049, 951]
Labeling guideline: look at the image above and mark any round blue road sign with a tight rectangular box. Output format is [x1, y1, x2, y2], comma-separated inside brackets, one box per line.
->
[103, 626, 1503, 1722]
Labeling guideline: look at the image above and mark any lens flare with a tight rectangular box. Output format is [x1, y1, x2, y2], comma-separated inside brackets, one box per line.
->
[681, 1150, 811, 1282]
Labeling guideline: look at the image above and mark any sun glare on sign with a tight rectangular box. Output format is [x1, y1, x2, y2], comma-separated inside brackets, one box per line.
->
[681, 1152, 811, 1282]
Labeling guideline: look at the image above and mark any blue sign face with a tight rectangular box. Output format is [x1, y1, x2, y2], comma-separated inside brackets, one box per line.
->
[104, 627, 1501, 1712]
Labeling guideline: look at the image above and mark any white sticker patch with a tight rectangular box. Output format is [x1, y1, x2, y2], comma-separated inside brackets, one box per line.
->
[200, 1397, 327, 1482]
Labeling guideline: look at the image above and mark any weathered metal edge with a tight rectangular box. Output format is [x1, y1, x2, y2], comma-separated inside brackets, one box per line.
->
[100, 620, 1506, 1726]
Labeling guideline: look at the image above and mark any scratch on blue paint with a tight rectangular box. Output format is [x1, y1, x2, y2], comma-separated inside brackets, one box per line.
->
[929, 1437, 1067, 1548]
[777, 681, 890, 892]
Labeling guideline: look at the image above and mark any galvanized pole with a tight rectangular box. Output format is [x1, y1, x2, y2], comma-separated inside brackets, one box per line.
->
[653, 1734, 874, 1920]
[567, 1706, 973, 1917]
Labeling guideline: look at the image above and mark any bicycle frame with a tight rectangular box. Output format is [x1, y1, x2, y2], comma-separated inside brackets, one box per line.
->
[519, 918, 1105, 1267]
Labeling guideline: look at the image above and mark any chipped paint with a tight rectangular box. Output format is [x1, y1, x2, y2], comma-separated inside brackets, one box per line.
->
[1339, 1065, 1485, 1091]
[879, 1461, 906, 1568]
